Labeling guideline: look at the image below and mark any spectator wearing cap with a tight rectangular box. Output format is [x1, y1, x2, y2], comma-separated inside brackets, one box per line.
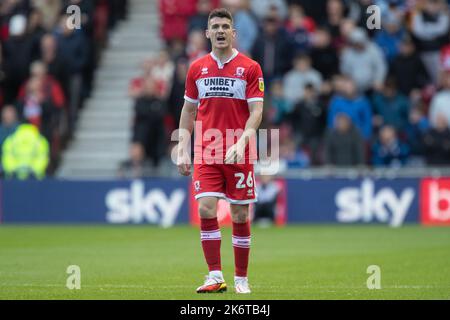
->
[411, 0, 449, 84]
[390, 35, 430, 95]
[340, 27, 387, 93]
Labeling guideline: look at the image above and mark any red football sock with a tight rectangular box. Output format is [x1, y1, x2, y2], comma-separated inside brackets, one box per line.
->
[232, 221, 251, 277]
[200, 218, 221, 272]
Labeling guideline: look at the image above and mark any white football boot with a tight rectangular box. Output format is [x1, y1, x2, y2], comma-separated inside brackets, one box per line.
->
[234, 277, 251, 294]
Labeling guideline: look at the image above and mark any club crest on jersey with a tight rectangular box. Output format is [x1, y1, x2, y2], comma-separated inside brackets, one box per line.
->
[235, 67, 245, 77]
[258, 78, 264, 92]
[194, 180, 201, 192]
[201, 67, 208, 75]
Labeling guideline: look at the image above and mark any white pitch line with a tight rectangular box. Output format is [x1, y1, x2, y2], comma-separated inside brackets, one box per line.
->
[1, 284, 449, 289]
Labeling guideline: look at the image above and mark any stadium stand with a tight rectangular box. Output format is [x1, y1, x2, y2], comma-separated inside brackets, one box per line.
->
[0, 0, 128, 178]
[2, 0, 450, 179]
[57, 0, 156, 178]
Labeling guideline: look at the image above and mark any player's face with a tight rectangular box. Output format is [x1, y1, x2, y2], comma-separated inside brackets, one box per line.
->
[206, 17, 235, 50]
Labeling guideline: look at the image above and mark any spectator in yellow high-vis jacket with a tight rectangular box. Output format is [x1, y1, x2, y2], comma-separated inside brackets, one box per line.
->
[2, 124, 49, 180]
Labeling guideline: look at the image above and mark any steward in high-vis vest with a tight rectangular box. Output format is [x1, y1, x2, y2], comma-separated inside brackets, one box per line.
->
[2, 124, 49, 180]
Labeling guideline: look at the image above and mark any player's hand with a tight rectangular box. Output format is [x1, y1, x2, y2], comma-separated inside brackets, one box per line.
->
[225, 141, 245, 164]
[177, 147, 192, 176]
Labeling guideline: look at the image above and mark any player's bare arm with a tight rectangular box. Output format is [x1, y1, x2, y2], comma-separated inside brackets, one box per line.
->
[225, 101, 263, 164]
[177, 100, 197, 176]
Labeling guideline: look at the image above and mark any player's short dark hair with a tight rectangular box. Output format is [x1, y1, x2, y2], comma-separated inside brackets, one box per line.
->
[208, 8, 233, 25]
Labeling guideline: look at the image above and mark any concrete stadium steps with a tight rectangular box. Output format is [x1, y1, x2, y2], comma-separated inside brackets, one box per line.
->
[57, 0, 162, 178]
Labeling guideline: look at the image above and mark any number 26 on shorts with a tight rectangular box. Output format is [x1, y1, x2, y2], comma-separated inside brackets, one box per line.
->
[235, 171, 254, 189]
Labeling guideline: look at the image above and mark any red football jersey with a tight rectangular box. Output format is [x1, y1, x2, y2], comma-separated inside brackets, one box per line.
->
[184, 49, 264, 163]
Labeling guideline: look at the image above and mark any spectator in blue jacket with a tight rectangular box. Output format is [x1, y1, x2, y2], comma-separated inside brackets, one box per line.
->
[372, 77, 410, 132]
[372, 125, 409, 167]
[374, 11, 406, 63]
[327, 76, 373, 139]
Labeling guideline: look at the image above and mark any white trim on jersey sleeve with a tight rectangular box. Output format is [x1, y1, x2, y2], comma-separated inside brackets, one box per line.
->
[184, 95, 199, 104]
[247, 97, 264, 103]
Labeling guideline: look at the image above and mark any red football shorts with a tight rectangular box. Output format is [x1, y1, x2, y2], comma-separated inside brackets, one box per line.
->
[192, 163, 257, 204]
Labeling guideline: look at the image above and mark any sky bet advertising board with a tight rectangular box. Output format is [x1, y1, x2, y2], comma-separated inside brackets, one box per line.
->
[286, 178, 419, 227]
[1, 179, 189, 226]
[1, 177, 449, 227]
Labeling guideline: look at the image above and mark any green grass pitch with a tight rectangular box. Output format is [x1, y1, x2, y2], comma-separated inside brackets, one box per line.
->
[0, 224, 449, 300]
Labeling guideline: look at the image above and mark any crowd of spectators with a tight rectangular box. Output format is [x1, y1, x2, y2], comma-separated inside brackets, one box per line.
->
[139, 0, 450, 172]
[0, 0, 128, 178]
